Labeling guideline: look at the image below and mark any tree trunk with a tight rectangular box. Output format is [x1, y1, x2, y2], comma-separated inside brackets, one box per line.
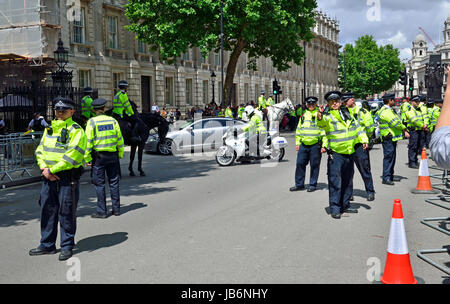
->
[224, 38, 246, 107]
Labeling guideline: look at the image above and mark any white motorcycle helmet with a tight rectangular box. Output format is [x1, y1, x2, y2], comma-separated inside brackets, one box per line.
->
[244, 105, 254, 116]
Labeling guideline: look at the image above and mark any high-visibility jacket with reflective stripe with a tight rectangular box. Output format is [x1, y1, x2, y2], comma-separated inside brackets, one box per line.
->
[317, 110, 368, 155]
[225, 108, 233, 118]
[112, 91, 134, 117]
[296, 108, 325, 146]
[266, 98, 274, 107]
[419, 104, 430, 125]
[405, 106, 425, 130]
[428, 106, 441, 132]
[35, 118, 87, 174]
[400, 102, 411, 123]
[84, 115, 124, 163]
[238, 107, 245, 119]
[376, 105, 405, 142]
[350, 106, 375, 138]
[258, 96, 266, 110]
[243, 113, 267, 135]
[81, 95, 94, 119]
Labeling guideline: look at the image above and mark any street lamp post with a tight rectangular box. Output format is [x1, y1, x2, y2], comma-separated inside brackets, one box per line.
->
[211, 70, 216, 105]
[303, 41, 306, 106]
[51, 38, 72, 98]
[220, 0, 224, 108]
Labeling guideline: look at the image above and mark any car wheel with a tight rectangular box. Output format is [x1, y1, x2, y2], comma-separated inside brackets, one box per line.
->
[158, 138, 174, 155]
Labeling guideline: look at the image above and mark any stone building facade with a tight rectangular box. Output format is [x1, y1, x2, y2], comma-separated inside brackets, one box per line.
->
[392, 15, 450, 99]
[1, 0, 340, 112]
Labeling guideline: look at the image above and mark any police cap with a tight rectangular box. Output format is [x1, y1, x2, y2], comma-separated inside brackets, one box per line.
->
[324, 91, 342, 102]
[83, 87, 93, 94]
[434, 98, 444, 104]
[118, 80, 129, 88]
[53, 97, 75, 110]
[305, 96, 318, 104]
[92, 98, 107, 109]
[382, 93, 395, 100]
[420, 95, 427, 102]
[342, 92, 355, 102]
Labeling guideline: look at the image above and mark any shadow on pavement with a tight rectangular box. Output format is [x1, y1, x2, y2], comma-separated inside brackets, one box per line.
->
[73, 232, 128, 254]
[0, 152, 217, 228]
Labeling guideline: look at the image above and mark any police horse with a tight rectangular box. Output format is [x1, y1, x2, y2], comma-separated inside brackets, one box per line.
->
[106, 102, 169, 176]
[266, 98, 295, 132]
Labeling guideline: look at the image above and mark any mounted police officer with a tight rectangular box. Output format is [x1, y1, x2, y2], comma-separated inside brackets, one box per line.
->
[343, 92, 375, 201]
[376, 93, 410, 185]
[30, 97, 87, 261]
[85, 98, 124, 218]
[81, 87, 95, 124]
[405, 95, 427, 169]
[113, 80, 140, 143]
[317, 91, 369, 219]
[290, 96, 324, 193]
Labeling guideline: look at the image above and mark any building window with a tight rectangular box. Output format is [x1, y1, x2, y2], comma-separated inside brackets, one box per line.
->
[182, 51, 190, 61]
[203, 80, 209, 105]
[113, 72, 123, 95]
[108, 16, 118, 49]
[79, 70, 90, 88]
[215, 53, 220, 65]
[244, 83, 249, 103]
[185, 79, 193, 105]
[73, 7, 86, 44]
[137, 40, 146, 53]
[165, 77, 174, 105]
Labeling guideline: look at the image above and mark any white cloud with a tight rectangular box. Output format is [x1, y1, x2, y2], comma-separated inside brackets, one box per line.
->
[378, 31, 408, 47]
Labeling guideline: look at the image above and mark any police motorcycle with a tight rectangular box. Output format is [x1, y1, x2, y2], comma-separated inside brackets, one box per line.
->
[215, 106, 288, 166]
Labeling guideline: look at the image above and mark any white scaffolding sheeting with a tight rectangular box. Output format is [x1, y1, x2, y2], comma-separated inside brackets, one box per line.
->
[0, 0, 44, 58]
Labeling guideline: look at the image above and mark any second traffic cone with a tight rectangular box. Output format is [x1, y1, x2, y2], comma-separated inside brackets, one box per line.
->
[411, 148, 439, 194]
[381, 199, 417, 284]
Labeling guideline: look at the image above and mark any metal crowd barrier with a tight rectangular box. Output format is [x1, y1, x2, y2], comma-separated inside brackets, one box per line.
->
[0, 131, 43, 183]
[417, 165, 450, 276]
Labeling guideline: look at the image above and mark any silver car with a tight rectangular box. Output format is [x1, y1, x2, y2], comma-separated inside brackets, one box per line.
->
[145, 118, 245, 155]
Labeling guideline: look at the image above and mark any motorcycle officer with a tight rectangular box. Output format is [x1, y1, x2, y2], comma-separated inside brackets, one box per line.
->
[242, 105, 268, 157]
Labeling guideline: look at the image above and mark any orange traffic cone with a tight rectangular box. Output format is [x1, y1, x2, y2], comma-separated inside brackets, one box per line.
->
[380, 199, 417, 284]
[411, 148, 439, 194]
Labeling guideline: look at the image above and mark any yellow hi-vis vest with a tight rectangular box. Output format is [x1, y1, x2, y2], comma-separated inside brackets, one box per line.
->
[35, 117, 87, 174]
[113, 91, 134, 118]
[376, 105, 406, 142]
[295, 108, 325, 146]
[317, 109, 368, 155]
[84, 115, 125, 163]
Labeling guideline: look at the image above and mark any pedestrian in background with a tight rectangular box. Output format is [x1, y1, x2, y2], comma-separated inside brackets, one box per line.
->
[27, 112, 49, 132]
[30, 97, 87, 261]
[0, 117, 6, 134]
[85, 98, 124, 218]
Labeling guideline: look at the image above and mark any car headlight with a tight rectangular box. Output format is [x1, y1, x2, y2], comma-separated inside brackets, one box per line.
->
[147, 134, 159, 143]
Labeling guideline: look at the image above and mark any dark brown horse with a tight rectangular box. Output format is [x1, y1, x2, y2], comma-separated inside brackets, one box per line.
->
[106, 102, 169, 176]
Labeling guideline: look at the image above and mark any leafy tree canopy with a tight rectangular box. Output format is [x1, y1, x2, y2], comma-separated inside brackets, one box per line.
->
[338, 35, 403, 99]
[125, 0, 318, 105]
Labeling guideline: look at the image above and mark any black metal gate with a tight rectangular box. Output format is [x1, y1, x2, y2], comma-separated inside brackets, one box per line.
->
[0, 85, 98, 132]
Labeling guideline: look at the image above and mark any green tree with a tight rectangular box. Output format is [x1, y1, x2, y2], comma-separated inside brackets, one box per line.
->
[125, 0, 317, 106]
[338, 35, 403, 99]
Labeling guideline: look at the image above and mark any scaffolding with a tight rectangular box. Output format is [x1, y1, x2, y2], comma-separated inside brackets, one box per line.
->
[0, 0, 60, 59]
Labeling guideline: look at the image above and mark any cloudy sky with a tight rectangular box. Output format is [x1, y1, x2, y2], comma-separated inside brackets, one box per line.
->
[316, 0, 450, 61]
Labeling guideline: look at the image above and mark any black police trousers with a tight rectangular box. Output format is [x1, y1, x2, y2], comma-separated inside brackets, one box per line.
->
[39, 170, 79, 251]
[91, 152, 121, 215]
[352, 143, 375, 195]
[327, 152, 354, 215]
